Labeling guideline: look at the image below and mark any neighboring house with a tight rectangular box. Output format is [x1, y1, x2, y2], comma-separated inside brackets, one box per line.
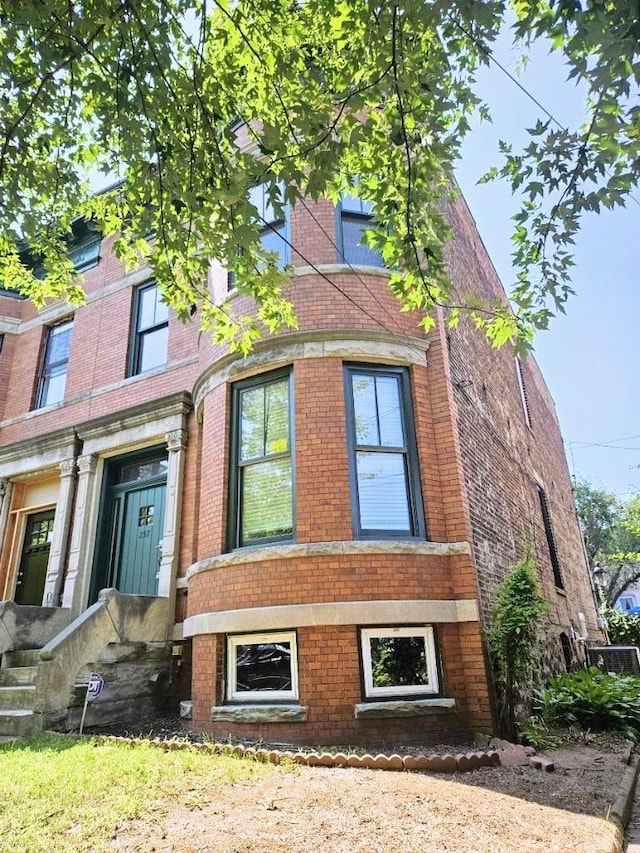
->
[0, 186, 603, 745]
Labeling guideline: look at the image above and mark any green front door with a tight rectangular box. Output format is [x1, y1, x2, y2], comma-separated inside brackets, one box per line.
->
[91, 452, 168, 601]
[14, 510, 55, 605]
[115, 482, 166, 596]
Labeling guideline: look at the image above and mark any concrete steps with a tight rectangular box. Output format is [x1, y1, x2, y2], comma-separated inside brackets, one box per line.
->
[0, 649, 42, 737]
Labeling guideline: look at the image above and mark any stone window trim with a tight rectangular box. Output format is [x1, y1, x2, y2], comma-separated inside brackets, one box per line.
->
[354, 697, 455, 719]
[344, 363, 425, 540]
[359, 624, 441, 700]
[226, 630, 299, 703]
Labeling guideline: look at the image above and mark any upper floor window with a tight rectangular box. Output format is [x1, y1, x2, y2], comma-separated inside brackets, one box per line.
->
[249, 180, 290, 267]
[229, 369, 294, 548]
[131, 282, 169, 375]
[537, 484, 564, 589]
[337, 193, 383, 267]
[36, 319, 73, 409]
[515, 357, 532, 430]
[345, 365, 424, 539]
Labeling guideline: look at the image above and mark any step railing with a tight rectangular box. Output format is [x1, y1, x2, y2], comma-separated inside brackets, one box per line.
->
[0, 602, 71, 659]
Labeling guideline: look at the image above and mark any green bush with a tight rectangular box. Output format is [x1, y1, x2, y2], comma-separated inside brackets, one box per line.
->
[538, 668, 640, 741]
[601, 605, 640, 646]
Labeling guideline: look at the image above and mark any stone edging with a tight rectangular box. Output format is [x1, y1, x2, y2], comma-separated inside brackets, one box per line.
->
[68, 732, 502, 773]
[609, 752, 640, 840]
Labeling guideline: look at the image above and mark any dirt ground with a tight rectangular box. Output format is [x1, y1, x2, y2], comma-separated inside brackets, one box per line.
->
[104, 725, 631, 853]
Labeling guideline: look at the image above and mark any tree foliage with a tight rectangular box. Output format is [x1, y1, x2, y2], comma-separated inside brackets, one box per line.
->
[0, 1, 638, 351]
[574, 479, 640, 606]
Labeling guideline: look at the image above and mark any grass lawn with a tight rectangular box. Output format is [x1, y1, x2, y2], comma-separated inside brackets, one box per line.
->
[0, 734, 278, 853]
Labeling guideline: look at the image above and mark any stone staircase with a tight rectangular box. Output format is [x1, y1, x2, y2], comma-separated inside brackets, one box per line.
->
[0, 648, 42, 737]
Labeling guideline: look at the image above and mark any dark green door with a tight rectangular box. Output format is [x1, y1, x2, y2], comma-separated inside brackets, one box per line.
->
[91, 453, 168, 602]
[14, 510, 55, 605]
[115, 482, 166, 596]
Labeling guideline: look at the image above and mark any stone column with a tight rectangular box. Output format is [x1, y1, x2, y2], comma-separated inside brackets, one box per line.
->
[62, 454, 98, 615]
[0, 478, 13, 561]
[157, 429, 188, 635]
[42, 459, 77, 607]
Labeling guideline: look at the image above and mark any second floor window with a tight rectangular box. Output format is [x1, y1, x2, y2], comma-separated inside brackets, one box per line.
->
[36, 319, 73, 408]
[229, 369, 294, 548]
[338, 193, 383, 267]
[131, 282, 169, 375]
[249, 180, 289, 267]
[345, 365, 424, 539]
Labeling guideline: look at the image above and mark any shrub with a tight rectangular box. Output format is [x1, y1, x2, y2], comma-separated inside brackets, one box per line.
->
[538, 668, 640, 741]
[489, 555, 548, 740]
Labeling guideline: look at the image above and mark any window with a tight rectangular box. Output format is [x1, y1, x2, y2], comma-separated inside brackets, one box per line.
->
[618, 595, 636, 613]
[345, 365, 424, 538]
[0, 334, 4, 355]
[338, 193, 383, 267]
[36, 319, 73, 408]
[227, 631, 298, 702]
[515, 357, 532, 429]
[536, 484, 564, 589]
[230, 369, 293, 548]
[360, 626, 439, 699]
[131, 282, 169, 375]
[249, 180, 289, 267]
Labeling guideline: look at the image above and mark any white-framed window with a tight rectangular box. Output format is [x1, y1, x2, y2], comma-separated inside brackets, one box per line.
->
[360, 626, 439, 699]
[618, 595, 637, 613]
[227, 631, 299, 702]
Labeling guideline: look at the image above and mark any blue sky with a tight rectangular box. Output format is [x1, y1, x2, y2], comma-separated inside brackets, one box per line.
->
[455, 30, 640, 501]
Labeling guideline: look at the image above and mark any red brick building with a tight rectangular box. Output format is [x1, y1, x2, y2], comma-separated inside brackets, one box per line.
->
[0, 188, 601, 744]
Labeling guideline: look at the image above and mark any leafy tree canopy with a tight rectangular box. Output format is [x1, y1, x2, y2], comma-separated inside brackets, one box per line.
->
[574, 479, 640, 606]
[0, 1, 638, 351]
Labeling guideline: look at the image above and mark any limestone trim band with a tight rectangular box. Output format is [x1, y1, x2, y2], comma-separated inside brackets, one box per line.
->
[183, 598, 479, 638]
[187, 538, 472, 580]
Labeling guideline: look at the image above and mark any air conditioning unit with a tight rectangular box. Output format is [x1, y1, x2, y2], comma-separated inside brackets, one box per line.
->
[587, 645, 640, 675]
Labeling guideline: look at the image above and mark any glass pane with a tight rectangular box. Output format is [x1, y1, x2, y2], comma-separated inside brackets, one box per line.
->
[342, 216, 382, 267]
[352, 374, 378, 446]
[356, 451, 410, 531]
[119, 458, 168, 484]
[138, 285, 168, 330]
[265, 379, 289, 455]
[341, 194, 374, 215]
[240, 385, 266, 461]
[260, 222, 286, 266]
[370, 635, 429, 689]
[376, 375, 404, 447]
[235, 641, 292, 693]
[241, 458, 293, 542]
[46, 322, 72, 367]
[138, 326, 168, 372]
[41, 370, 67, 406]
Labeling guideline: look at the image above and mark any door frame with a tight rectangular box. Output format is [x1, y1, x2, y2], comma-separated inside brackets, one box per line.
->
[14, 508, 57, 605]
[3, 502, 57, 604]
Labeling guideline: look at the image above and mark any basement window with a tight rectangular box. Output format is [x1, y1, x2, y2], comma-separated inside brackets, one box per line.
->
[360, 626, 439, 699]
[227, 631, 298, 702]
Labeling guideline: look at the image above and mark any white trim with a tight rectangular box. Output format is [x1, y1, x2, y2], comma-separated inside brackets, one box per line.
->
[361, 625, 439, 699]
[184, 598, 479, 638]
[227, 631, 299, 703]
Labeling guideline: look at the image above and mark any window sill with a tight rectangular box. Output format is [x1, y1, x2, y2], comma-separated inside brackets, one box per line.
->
[211, 704, 308, 723]
[354, 698, 455, 719]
